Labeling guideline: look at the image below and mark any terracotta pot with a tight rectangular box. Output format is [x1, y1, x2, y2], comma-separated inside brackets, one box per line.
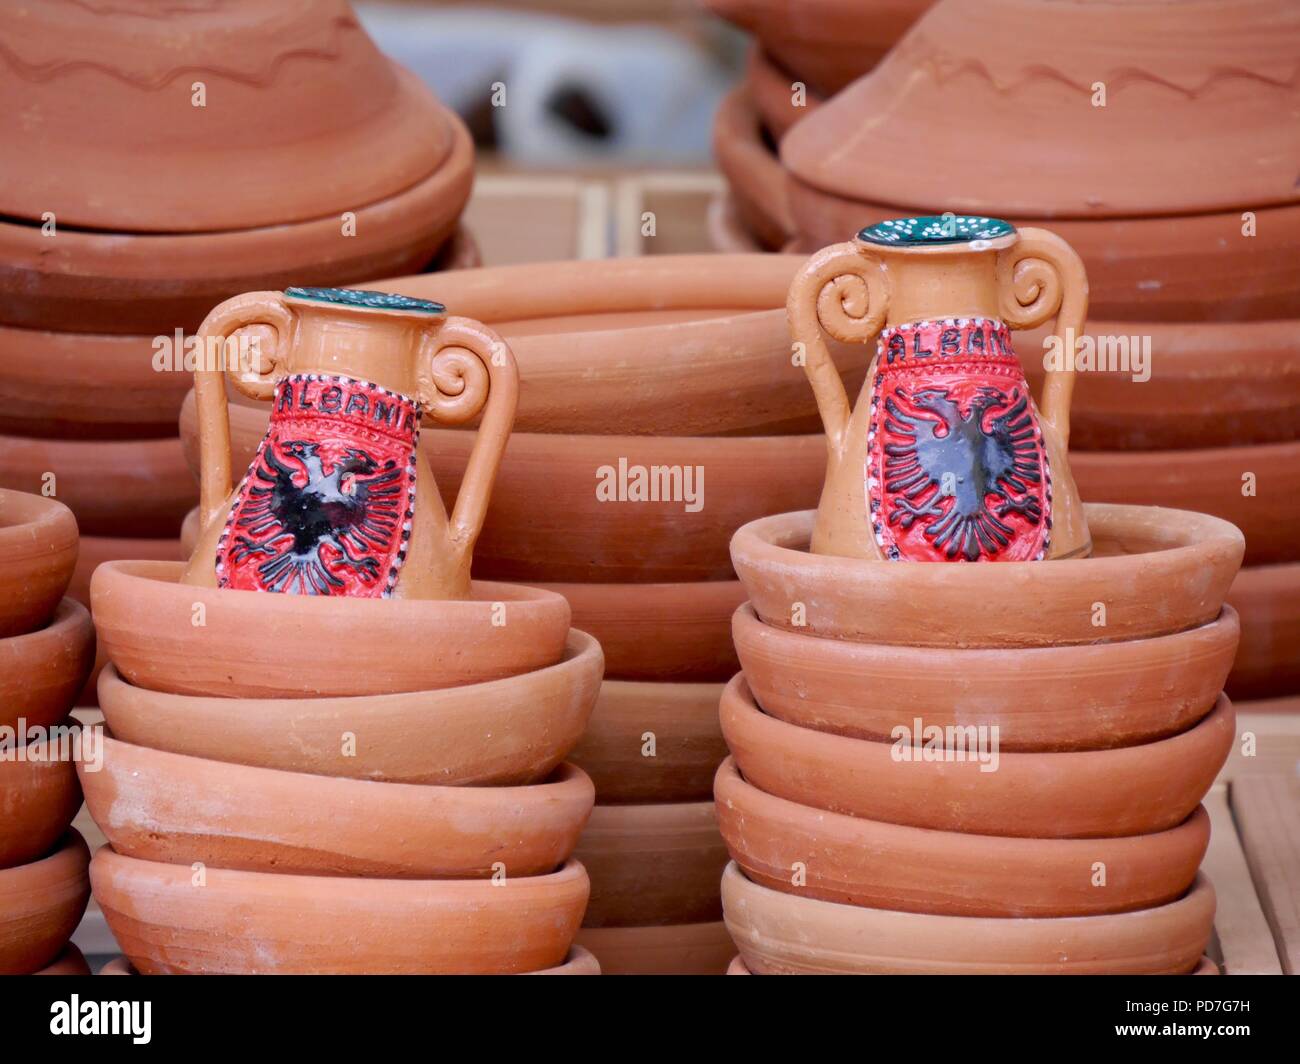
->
[93, 848, 589, 975]
[715, 758, 1209, 917]
[0, 726, 82, 870]
[722, 862, 1215, 975]
[0, 433, 193, 537]
[0, 600, 95, 734]
[68, 535, 182, 608]
[575, 801, 727, 927]
[568, 680, 727, 802]
[0, 832, 90, 975]
[781, 0, 1300, 320]
[713, 88, 794, 251]
[1069, 439, 1300, 566]
[32, 943, 90, 976]
[725, 952, 1224, 976]
[733, 602, 1237, 751]
[547, 581, 744, 681]
[727, 954, 751, 975]
[574, 921, 735, 976]
[182, 393, 829, 582]
[1226, 562, 1300, 701]
[720, 675, 1234, 838]
[706, 0, 930, 96]
[745, 49, 824, 142]
[99, 946, 599, 977]
[96, 629, 600, 785]
[1016, 319, 1300, 450]
[732, 504, 1243, 648]
[0, 489, 78, 639]
[91, 560, 571, 698]
[0, 327, 193, 440]
[99, 956, 134, 976]
[82, 734, 594, 879]
[0, 117, 472, 335]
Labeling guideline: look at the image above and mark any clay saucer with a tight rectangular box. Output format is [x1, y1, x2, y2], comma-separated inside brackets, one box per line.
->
[93, 848, 590, 975]
[745, 48, 824, 141]
[733, 602, 1238, 751]
[575, 801, 728, 927]
[727, 951, 1220, 976]
[91, 560, 571, 699]
[705, 0, 929, 96]
[1070, 439, 1300, 567]
[715, 759, 1210, 917]
[0, 832, 90, 976]
[1016, 319, 1300, 450]
[0, 600, 95, 734]
[732, 504, 1244, 648]
[574, 921, 735, 976]
[569, 680, 727, 803]
[0, 489, 79, 639]
[184, 393, 828, 582]
[96, 630, 601, 785]
[545, 581, 744, 681]
[1226, 561, 1300, 701]
[0, 433, 193, 538]
[0, 326, 193, 440]
[713, 88, 794, 251]
[721, 676, 1234, 839]
[0, 115, 472, 335]
[99, 946, 600, 977]
[31, 943, 91, 976]
[0, 726, 83, 870]
[722, 862, 1216, 975]
[81, 735, 594, 879]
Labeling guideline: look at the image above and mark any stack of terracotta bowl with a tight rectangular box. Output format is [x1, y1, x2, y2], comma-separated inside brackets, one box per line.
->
[0, 0, 474, 626]
[771, 0, 1300, 715]
[706, 0, 931, 250]
[718, 502, 1244, 974]
[0, 490, 94, 976]
[174, 255, 866, 974]
[81, 549, 602, 973]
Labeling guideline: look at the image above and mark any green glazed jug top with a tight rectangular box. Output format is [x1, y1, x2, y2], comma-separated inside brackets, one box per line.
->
[857, 215, 1016, 248]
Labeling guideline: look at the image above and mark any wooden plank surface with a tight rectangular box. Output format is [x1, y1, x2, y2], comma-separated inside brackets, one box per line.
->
[1231, 774, 1300, 975]
[1218, 709, 1300, 782]
[1201, 784, 1284, 974]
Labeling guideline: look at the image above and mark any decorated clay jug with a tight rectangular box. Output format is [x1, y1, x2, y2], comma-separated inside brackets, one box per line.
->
[789, 216, 1090, 562]
[183, 287, 517, 599]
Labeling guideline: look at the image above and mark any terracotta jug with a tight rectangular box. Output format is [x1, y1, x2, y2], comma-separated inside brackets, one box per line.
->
[789, 216, 1090, 562]
[183, 287, 518, 599]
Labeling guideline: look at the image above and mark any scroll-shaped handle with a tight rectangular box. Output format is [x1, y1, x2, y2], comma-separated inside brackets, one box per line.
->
[996, 228, 1089, 447]
[193, 292, 295, 532]
[786, 241, 890, 456]
[416, 317, 519, 566]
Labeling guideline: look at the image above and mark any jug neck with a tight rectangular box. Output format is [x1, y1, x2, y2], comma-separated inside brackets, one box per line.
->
[878, 248, 1005, 327]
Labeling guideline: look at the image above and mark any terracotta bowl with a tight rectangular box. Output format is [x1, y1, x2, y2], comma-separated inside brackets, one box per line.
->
[32, 943, 91, 976]
[1016, 319, 1300, 450]
[0, 726, 83, 870]
[0, 600, 95, 733]
[574, 921, 735, 976]
[715, 758, 1209, 917]
[727, 954, 751, 975]
[0, 432, 193, 538]
[0, 832, 90, 975]
[568, 680, 727, 803]
[81, 734, 594, 879]
[1226, 561, 1300, 701]
[546, 581, 745, 681]
[98, 956, 136, 976]
[733, 602, 1238, 751]
[91, 560, 571, 699]
[732, 504, 1244, 649]
[713, 87, 794, 251]
[726, 952, 1223, 977]
[182, 393, 828, 582]
[745, 48, 824, 142]
[95, 630, 601, 786]
[722, 862, 1216, 975]
[93, 848, 589, 975]
[1070, 439, 1300, 566]
[720, 675, 1234, 838]
[68, 535, 182, 608]
[0, 326, 192, 439]
[575, 801, 728, 927]
[0, 112, 473, 335]
[0, 489, 79, 639]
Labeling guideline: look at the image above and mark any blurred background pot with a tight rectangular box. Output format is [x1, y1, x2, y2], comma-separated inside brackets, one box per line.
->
[574, 920, 735, 976]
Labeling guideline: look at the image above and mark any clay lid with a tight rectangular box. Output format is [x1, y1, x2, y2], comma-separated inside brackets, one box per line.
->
[0, 0, 454, 233]
[857, 215, 1015, 247]
[782, 0, 1300, 218]
[284, 287, 446, 317]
